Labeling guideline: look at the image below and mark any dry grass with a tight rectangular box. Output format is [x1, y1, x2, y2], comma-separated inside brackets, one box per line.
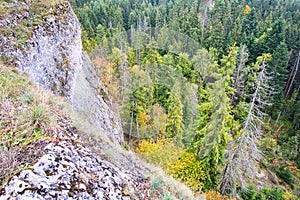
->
[0, 65, 72, 186]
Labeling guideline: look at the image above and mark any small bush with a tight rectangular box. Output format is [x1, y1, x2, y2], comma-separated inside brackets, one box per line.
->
[121, 142, 130, 150]
[135, 138, 183, 168]
[167, 151, 205, 191]
[283, 191, 298, 200]
[31, 104, 48, 125]
[269, 187, 284, 200]
[276, 167, 294, 185]
[205, 190, 236, 200]
[239, 184, 257, 200]
[239, 185, 284, 200]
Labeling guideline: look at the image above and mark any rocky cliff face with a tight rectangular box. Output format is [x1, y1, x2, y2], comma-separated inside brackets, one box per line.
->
[0, 0, 123, 144]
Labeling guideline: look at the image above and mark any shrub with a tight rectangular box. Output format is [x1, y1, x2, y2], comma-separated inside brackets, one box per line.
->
[239, 184, 257, 200]
[167, 151, 205, 191]
[205, 190, 236, 200]
[275, 167, 294, 185]
[239, 185, 284, 200]
[269, 187, 284, 200]
[283, 191, 298, 200]
[135, 138, 183, 168]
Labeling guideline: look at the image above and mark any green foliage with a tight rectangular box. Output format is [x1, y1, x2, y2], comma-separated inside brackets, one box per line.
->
[276, 167, 294, 185]
[239, 185, 284, 200]
[121, 142, 130, 150]
[73, 0, 300, 197]
[167, 151, 205, 192]
[166, 92, 183, 142]
[192, 48, 236, 190]
[82, 30, 98, 53]
[31, 104, 47, 125]
[282, 135, 300, 161]
[135, 139, 184, 169]
[283, 191, 299, 200]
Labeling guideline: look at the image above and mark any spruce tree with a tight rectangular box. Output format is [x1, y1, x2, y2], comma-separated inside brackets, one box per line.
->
[270, 41, 289, 104]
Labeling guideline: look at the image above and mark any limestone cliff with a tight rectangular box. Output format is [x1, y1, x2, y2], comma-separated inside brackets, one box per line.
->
[0, 0, 123, 144]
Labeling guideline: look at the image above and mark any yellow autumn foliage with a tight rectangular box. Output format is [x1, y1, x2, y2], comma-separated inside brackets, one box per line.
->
[167, 152, 206, 192]
[135, 139, 183, 168]
[205, 191, 236, 200]
[138, 111, 151, 127]
[283, 191, 298, 200]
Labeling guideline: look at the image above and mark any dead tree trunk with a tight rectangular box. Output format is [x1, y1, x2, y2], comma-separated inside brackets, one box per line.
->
[220, 54, 272, 196]
[285, 50, 300, 97]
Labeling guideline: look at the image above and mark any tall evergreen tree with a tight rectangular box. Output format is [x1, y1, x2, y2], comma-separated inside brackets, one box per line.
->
[166, 88, 183, 144]
[193, 48, 237, 190]
[270, 41, 289, 103]
[263, 17, 286, 54]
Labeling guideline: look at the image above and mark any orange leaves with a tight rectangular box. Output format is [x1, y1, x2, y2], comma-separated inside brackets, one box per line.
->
[244, 5, 251, 15]
[122, 189, 130, 196]
[93, 55, 118, 99]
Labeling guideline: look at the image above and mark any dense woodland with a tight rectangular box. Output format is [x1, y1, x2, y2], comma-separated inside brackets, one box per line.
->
[70, 0, 300, 198]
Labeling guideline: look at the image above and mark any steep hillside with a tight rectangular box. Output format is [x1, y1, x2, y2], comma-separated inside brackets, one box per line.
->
[0, 66, 143, 199]
[0, 66, 196, 199]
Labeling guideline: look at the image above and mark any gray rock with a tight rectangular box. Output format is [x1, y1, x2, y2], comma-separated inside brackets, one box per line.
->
[0, 0, 123, 145]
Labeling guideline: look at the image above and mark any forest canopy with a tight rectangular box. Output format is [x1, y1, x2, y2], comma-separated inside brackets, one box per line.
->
[70, 0, 300, 198]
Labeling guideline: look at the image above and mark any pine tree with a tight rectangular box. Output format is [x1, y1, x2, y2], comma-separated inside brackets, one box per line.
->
[264, 18, 286, 54]
[192, 47, 237, 190]
[206, 22, 226, 58]
[270, 41, 289, 103]
[166, 89, 183, 144]
[242, 8, 258, 38]
[195, 78, 233, 189]
[241, 8, 259, 62]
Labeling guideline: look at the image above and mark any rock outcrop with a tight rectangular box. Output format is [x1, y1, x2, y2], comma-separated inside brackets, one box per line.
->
[0, 112, 148, 200]
[0, 0, 123, 144]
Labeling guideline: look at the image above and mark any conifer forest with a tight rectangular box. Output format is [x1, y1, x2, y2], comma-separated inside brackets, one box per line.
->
[71, 0, 300, 198]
